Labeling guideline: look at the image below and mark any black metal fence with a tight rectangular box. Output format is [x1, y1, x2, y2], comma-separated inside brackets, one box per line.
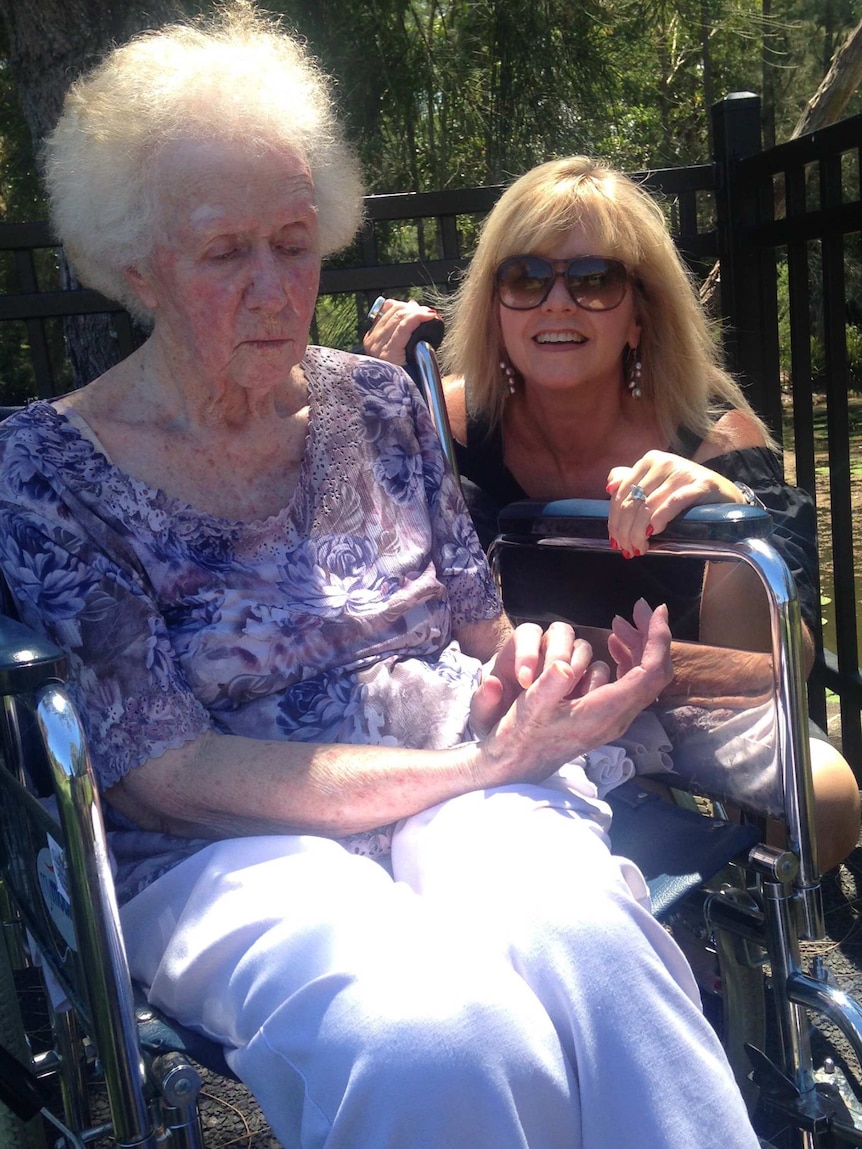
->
[1, 93, 860, 773]
[714, 97, 862, 773]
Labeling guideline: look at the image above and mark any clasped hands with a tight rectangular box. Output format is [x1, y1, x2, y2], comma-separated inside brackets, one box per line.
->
[469, 600, 673, 786]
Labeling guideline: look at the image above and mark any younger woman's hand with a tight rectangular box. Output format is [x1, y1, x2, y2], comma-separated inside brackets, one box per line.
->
[606, 450, 744, 558]
[363, 299, 441, 366]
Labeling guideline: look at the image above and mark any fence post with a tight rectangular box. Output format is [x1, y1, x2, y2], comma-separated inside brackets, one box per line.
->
[711, 93, 783, 438]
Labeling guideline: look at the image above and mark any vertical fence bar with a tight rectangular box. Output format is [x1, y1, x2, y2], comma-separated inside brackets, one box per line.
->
[785, 165, 817, 493]
[784, 165, 828, 731]
[12, 250, 55, 399]
[820, 154, 862, 770]
[438, 213, 460, 264]
[712, 92, 783, 438]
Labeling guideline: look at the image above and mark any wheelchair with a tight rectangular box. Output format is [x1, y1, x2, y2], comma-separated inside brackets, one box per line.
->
[1, 362, 862, 1148]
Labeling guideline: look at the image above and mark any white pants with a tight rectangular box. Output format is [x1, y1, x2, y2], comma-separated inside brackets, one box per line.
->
[121, 785, 760, 1149]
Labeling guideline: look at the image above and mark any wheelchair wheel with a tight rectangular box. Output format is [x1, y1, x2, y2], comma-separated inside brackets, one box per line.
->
[672, 879, 768, 1115]
[0, 929, 47, 1149]
[712, 910, 768, 1114]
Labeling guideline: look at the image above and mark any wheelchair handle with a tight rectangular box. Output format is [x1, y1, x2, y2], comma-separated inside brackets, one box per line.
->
[364, 302, 455, 478]
[410, 340, 461, 483]
[405, 316, 445, 357]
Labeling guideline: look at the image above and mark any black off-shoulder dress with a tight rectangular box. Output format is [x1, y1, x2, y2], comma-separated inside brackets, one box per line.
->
[453, 389, 819, 637]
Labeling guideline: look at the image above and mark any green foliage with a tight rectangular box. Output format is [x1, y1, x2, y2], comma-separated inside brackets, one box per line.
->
[847, 324, 862, 387]
[4, 0, 862, 199]
[0, 61, 45, 220]
[1, 26, 52, 403]
[776, 257, 862, 397]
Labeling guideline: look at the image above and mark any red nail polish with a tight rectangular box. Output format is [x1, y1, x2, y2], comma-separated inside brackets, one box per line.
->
[622, 549, 631, 560]
[610, 538, 619, 550]
[645, 525, 654, 538]
[632, 547, 642, 557]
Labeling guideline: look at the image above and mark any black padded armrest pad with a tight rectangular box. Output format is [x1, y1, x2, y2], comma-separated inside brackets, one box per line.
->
[498, 498, 773, 543]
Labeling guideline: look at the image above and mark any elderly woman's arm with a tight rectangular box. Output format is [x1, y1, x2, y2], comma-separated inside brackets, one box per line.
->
[106, 605, 670, 840]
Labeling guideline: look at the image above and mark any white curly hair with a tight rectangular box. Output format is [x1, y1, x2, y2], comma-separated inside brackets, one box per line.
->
[43, 3, 365, 322]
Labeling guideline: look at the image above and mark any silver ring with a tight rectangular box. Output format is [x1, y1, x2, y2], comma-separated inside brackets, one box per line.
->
[630, 484, 648, 503]
[366, 296, 386, 325]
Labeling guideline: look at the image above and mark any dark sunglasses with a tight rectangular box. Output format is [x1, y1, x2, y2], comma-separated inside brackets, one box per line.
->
[495, 255, 631, 312]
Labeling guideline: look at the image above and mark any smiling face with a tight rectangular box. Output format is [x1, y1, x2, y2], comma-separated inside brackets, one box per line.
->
[498, 224, 641, 397]
[126, 138, 321, 397]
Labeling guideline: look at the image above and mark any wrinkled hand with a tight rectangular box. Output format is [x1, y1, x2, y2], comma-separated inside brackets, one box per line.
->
[469, 620, 610, 738]
[607, 596, 659, 676]
[475, 602, 673, 786]
[363, 298, 441, 366]
[606, 449, 743, 558]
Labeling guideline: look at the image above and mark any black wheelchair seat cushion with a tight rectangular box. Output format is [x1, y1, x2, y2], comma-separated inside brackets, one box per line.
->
[134, 984, 235, 1080]
[608, 784, 761, 919]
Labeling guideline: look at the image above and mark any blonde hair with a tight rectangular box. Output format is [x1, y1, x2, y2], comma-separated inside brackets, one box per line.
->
[43, 3, 364, 322]
[443, 155, 769, 447]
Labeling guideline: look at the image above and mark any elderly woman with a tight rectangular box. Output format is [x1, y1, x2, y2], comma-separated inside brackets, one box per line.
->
[365, 157, 860, 873]
[0, 11, 762, 1149]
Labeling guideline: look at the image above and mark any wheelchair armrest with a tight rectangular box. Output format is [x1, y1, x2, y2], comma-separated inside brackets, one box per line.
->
[497, 498, 773, 543]
[0, 614, 67, 695]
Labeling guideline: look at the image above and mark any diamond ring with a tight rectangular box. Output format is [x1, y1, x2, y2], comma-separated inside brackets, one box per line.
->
[630, 484, 648, 502]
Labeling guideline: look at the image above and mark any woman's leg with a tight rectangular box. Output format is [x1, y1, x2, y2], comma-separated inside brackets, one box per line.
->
[392, 786, 761, 1149]
[809, 736, 861, 871]
[121, 835, 578, 1149]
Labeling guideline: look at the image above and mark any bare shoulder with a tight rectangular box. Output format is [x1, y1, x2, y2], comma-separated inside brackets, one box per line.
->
[694, 407, 768, 463]
[443, 375, 468, 444]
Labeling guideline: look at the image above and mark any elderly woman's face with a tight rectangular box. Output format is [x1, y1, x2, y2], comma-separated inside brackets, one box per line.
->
[127, 139, 321, 393]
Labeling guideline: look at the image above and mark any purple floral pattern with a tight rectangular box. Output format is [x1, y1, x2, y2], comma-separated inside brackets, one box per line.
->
[0, 347, 502, 898]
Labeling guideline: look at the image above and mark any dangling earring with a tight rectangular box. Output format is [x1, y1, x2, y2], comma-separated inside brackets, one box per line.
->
[500, 359, 516, 394]
[626, 347, 643, 399]
[500, 359, 517, 395]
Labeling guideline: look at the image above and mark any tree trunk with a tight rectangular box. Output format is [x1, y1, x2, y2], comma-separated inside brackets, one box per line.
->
[700, 0, 715, 158]
[760, 0, 776, 152]
[792, 16, 862, 139]
[0, 0, 185, 141]
[701, 15, 862, 313]
[0, 0, 185, 389]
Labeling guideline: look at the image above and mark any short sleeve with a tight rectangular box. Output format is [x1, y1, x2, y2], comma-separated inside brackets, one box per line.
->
[0, 507, 211, 792]
[703, 446, 819, 631]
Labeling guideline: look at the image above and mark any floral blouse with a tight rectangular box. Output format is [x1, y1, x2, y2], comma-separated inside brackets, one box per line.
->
[0, 347, 503, 901]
